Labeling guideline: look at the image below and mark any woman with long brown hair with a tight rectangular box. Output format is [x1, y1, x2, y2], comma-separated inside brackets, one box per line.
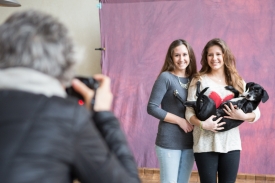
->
[147, 39, 197, 183]
[185, 38, 260, 183]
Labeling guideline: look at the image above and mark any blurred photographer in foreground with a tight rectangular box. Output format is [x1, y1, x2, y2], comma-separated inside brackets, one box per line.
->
[0, 10, 140, 183]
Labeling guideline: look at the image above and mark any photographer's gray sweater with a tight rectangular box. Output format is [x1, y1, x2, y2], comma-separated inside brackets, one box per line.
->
[147, 71, 193, 150]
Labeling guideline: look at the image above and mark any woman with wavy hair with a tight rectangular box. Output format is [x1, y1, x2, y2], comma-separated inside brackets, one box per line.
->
[185, 38, 260, 183]
[147, 39, 197, 183]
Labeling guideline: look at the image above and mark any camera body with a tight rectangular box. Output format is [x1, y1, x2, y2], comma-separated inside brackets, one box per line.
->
[66, 76, 99, 101]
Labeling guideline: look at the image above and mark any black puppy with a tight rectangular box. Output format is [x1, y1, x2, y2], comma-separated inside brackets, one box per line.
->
[216, 82, 269, 117]
[174, 81, 269, 132]
[174, 81, 216, 121]
[215, 82, 269, 131]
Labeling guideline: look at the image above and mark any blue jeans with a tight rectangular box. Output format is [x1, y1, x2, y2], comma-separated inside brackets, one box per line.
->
[155, 145, 194, 183]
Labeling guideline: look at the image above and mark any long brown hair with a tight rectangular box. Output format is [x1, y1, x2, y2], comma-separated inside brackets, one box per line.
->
[159, 39, 197, 78]
[198, 38, 244, 93]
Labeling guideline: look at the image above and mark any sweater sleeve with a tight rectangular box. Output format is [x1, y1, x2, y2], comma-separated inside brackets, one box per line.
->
[251, 107, 260, 122]
[147, 73, 169, 120]
[185, 78, 199, 123]
[73, 110, 140, 183]
[92, 111, 140, 180]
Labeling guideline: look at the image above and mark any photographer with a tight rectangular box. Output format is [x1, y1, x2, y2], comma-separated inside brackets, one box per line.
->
[0, 10, 140, 183]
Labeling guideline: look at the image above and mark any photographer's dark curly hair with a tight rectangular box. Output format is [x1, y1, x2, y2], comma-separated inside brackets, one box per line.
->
[0, 10, 78, 86]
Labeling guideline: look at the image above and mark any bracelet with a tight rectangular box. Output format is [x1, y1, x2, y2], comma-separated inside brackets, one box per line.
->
[200, 121, 204, 130]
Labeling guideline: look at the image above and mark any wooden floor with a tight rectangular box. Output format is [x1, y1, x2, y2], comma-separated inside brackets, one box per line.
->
[138, 168, 275, 183]
[73, 168, 275, 183]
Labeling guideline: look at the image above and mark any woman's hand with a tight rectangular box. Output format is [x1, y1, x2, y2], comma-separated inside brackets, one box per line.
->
[177, 118, 194, 133]
[202, 115, 224, 132]
[72, 74, 113, 111]
[223, 102, 247, 121]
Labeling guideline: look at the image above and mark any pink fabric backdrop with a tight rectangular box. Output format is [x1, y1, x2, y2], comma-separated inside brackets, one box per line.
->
[99, 0, 275, 174]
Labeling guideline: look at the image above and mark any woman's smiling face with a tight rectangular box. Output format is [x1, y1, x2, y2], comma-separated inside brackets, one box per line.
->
[207, 45, 224, 71]
[172, 44, 190, 72]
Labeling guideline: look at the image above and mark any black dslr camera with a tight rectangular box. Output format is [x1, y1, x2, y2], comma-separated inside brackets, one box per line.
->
[66, 76, 99, 101]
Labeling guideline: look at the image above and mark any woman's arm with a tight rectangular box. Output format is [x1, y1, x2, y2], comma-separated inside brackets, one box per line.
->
[147, 73, 171, 120]
[164, 112, 193, 133]
[72, 74, 140, 183]
[223, 102, 260, 122]
[73, 110, 140, 183]
[185, 78, 198, 124]
[185, 77, 224, 132]
[189, 114, 224, 132]
[223, 80, 261, 123]
[147, 73, 193, 132]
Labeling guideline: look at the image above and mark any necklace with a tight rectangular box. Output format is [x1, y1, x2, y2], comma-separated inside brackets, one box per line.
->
[208, 74, 224, 83]
[213, 77, 223, 83]
[177, 76, 190, 89]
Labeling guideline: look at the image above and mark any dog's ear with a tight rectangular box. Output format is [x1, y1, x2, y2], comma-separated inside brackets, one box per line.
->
[199, 87, 209, 96]
[246, 82, 255, 90]
[261, 89, 269, 103]
[196, 81, 201, 97]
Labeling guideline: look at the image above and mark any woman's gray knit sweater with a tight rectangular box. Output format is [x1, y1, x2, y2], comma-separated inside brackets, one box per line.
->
[147, 71, 193, 150]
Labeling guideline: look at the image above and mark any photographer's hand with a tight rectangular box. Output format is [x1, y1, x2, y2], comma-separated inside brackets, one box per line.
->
[72, 74, 113, 111]
[92, 74, 113, 111]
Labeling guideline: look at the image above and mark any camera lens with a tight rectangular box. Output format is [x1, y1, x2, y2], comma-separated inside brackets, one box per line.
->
[75, 77, 99, 90]
[66, 76, 99, 102]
